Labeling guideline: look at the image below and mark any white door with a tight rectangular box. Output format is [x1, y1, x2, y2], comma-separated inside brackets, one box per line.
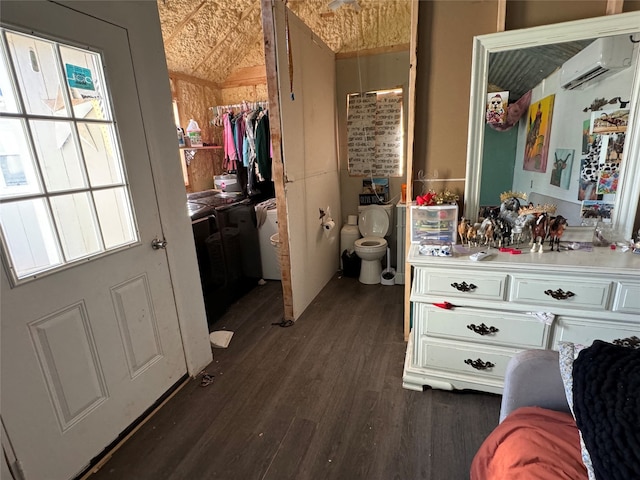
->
[0, 3, 187, 479]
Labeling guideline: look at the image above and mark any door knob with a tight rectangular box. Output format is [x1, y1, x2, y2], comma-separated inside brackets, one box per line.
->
[151, 238, 168, 250]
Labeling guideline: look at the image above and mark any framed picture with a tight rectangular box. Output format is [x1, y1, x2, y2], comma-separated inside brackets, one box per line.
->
[523, 94, 555, 172]
[590, 109, 629, 134]
[550, 148, 573, 189]
[486, 91, 509, 125]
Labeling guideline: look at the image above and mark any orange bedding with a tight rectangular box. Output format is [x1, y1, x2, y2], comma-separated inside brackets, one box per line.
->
[470, 406, 588, 480]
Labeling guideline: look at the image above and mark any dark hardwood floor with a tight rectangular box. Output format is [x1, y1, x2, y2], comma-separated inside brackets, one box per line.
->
[89, 276, 500, 480]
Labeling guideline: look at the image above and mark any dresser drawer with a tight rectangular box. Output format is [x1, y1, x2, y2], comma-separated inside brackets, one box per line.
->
[509, 275, 612, 310]
[413, 268, 507, 301]
[613, 282, 640, 314]
[551, 316, 640, 348]
[418, 340, 513, 380]
[417, 306, 549, 349]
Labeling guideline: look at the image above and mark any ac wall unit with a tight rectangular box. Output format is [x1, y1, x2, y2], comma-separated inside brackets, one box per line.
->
[560, 36, 633, 90]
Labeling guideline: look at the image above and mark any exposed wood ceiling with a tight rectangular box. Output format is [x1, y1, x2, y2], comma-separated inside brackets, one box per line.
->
[157, 0, 412, 88]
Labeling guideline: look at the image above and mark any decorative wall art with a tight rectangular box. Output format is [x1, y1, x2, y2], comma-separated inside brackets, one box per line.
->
[581, 200, 614, 220]
[582, 119, 596, 155]
[550, 149, 573, 189]
[590, 108, 629, 134]
[578, 134, 602, 202]
[486, 91, 509, 125]
[347, 89, 403, 177]
[523, 94, 555, 172]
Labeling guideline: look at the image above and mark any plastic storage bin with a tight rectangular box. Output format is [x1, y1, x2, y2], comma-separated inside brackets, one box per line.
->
[410, 203, 458, 244]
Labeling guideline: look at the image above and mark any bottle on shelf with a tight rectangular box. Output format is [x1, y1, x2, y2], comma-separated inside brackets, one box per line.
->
[186, 119, 203, 147]
[177, 126, 185, 147]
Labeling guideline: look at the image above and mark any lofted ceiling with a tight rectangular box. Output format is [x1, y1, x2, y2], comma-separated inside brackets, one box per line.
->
[157, 0, 412, 88]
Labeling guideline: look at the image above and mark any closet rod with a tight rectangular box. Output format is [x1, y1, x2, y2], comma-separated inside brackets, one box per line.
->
[210, 100, 269, 111]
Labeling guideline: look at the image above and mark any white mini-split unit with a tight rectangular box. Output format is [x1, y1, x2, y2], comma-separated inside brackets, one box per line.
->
[560, 36, 634, 90]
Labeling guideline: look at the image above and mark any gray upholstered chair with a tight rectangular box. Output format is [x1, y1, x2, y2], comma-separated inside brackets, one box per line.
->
[499, 349, 571, 422]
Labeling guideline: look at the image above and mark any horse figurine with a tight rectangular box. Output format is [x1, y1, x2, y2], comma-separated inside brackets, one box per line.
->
[466, 224, 478, 247]
[458, 217, 469, 245]
[530, 213, 549, 253]
[548, 215, 568, 251]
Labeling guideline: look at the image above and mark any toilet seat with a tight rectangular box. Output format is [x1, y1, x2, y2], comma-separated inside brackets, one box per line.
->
[354, 236, 387, 250]
[358, 205, 390, 238]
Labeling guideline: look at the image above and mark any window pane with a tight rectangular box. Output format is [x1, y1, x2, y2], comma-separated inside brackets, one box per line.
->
[0, 118, 42, 198]
[0, 38, 20, 114]
[5, 32, 70, 117]
[0, 198, 62, 278]
[59, 45, 112, 121]
[81, 122, 124, 186]
[50, 192, 101, 260]
[94, 187, 136, 248]
[30, 119, 87, 192]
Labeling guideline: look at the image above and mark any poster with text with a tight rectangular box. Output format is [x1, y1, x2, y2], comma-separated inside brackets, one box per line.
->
[347, 90, 403, 177]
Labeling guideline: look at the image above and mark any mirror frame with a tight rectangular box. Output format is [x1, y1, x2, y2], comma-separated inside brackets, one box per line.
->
[464, 12, 640, 239]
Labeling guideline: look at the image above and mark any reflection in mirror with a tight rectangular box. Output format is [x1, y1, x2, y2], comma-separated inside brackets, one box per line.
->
[464, 13, 640, 239]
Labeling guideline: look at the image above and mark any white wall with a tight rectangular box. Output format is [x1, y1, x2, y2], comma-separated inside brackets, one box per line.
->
[512, 39, 637, 220]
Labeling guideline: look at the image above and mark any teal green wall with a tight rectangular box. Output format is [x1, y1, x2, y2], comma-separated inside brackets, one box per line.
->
[480, 124, 519, 206]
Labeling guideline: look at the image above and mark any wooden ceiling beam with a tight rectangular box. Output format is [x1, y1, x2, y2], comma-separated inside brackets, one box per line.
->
[191, 4, 259, 75]
[164, 0, 208, 46]
[222, 65, 267, 89]
[169, 70, 219, 89]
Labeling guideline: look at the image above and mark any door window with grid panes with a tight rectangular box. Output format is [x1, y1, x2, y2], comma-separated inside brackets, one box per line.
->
[0, 27, 137, 284]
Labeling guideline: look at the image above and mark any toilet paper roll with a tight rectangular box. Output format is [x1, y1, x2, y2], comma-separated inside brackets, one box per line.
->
[323, 219, 335, 231]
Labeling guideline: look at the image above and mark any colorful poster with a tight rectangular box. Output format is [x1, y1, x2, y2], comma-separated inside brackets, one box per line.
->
[550, 149, 573, 190]
[581, 200, 614, 220]
[582, 119, 596, 155]
[523, 94, 555, 172]
[590, 109, 629, 134]
[486, 91, 509, 125]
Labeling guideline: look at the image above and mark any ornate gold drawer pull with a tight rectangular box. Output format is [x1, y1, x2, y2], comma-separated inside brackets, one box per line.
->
[612, 336, 640, 349]
[464, 358, 495, 370]
[451, 281, 477, 292]
[544, 288, 575, 300]
[467, 323, 499, 336]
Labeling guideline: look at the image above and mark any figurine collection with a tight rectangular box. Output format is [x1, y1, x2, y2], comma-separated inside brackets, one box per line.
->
[458, 191, 569, 253]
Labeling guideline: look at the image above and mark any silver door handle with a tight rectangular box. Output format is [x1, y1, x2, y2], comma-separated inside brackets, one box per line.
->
[152, 238, 168, 250]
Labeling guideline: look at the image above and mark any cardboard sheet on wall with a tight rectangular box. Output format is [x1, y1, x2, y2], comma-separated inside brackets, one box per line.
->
[347, 89, 403, 177]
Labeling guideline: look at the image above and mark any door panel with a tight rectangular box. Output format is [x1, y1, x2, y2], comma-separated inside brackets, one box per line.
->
[0, 3, 187, 479]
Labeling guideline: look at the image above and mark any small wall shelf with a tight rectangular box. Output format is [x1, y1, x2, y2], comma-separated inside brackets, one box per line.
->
[180, 146, 222, 164]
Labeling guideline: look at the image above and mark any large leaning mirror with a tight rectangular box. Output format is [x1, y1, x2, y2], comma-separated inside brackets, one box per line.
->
[464, 12, 640, 239]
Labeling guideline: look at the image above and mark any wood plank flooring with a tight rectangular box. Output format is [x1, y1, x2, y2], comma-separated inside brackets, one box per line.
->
[88, 276, 501, 480]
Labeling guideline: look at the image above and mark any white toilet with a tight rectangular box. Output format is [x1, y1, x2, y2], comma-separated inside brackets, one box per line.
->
[354, 204, 393, 284]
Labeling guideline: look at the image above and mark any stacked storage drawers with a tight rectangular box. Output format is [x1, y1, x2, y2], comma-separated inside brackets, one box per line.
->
[403, 245, 640, 394]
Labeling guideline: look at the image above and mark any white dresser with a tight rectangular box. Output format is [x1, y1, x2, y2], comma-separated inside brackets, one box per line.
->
[402, 244, 640, 394]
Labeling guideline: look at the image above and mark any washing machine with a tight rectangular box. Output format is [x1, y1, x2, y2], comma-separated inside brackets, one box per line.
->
[258, 207, 281, 280]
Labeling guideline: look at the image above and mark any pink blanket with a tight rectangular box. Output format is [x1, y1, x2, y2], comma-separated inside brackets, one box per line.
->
[471, 406, 587, 480]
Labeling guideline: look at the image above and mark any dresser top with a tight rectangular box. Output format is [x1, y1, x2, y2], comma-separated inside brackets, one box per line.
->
[408, 244, 640, 277]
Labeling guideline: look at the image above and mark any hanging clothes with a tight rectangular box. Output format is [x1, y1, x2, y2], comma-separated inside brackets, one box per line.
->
[255, 111, 272, 182]
[234, 112, 246, 167]
[223, 112, 237, 171]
